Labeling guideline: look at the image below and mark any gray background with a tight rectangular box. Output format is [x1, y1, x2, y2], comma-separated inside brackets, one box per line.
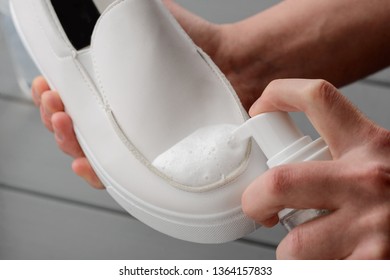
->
[0, 0, 389, 259]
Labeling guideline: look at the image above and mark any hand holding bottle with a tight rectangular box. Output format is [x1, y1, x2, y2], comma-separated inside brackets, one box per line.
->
[242, 79, 390, 259]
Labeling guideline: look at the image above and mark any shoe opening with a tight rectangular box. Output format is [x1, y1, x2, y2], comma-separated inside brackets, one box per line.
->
[50, 0, 114, 50]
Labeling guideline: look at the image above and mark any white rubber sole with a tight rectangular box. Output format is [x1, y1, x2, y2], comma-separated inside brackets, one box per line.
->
[76, 126, 258, 243]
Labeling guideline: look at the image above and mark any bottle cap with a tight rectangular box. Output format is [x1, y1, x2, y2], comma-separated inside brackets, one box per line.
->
[233, 112, 331, 230]
[232, 112, 304, 159]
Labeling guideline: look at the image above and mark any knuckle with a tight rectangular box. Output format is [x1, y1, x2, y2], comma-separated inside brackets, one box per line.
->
[372, 164, 390, 188]
[266, 79, 283, 92]
[265, 166, 294, 197]
[358, 162, 390, 193]
[277, 227, 307, 259]
[370, 128, 390, 150]
[306, 79, 340, 107]
[261, 79, 284, 101]
[267, 79, 279, 85]
[264, 79, 291, 97]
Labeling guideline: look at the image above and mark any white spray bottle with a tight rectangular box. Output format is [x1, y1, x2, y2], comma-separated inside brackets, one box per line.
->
[233, 112, 331, 231]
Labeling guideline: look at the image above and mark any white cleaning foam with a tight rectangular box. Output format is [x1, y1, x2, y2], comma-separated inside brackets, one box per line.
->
[152, 124, 248, 187]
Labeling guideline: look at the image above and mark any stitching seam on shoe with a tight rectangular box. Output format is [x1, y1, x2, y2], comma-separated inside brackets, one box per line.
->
[41, 0, 75, 56]
[90, 0, 124, 105]
[107, 108, 252, 193]
[72, 52, 106, 110]
[156, 0, 198, 53]
[89, 0, 252, 192]
[30, 1, 63, 59]
[30, 0, 73, 60]
[196, 47, 248, 121]
[28, 0, 104, 107]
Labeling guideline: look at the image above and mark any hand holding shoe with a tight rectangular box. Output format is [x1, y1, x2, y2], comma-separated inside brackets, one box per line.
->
[31, 76, 104, 189]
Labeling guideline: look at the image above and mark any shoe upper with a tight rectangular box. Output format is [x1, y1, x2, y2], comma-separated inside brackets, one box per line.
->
[11, 0, 269, 243]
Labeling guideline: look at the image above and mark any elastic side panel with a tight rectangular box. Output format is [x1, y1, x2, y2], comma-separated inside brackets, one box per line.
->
[50, 0, 100, 50]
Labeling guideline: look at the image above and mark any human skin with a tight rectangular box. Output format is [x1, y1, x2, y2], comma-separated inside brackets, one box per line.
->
[244, 79, 390, 259]
[31, 1, 390, 258]
[165, 0, 390, 109]
[31, 76, 104, 188]
[32, 0, 390, 188]
[33, 77, 390, 259]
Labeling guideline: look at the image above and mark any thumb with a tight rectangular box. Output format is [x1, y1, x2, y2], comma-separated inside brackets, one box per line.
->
[249, 79, 375, 158]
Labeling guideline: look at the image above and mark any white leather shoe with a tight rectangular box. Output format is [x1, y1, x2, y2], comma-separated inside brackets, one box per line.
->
[11, 0, 268, 243]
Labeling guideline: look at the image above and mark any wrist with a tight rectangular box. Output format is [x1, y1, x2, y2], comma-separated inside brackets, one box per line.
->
[217, 16, 285, 109]
[215, 0, 390, 110]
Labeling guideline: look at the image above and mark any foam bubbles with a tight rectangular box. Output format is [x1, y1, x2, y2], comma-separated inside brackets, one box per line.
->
[152, 124, 248, 187]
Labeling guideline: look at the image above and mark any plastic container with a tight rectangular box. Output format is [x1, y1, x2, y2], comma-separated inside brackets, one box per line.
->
[233, 112, 331, 231]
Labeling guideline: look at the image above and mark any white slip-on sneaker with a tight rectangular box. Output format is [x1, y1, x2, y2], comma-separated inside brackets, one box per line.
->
[10, 0, 269, 243]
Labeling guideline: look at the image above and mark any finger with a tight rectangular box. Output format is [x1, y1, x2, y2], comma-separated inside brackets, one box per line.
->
[162, 0, 219, 56]
[72, 158, 105, 189]
[249, 79, 374, 157]
[345, 236, 390, 260]
[242, 160, 350, 224]
[31, 76, 50, 106]
[51, 112, 85, 158]
[277, 208, 355, 259]
[39, 91, 65, 132]
[41, 91, 65, 117]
